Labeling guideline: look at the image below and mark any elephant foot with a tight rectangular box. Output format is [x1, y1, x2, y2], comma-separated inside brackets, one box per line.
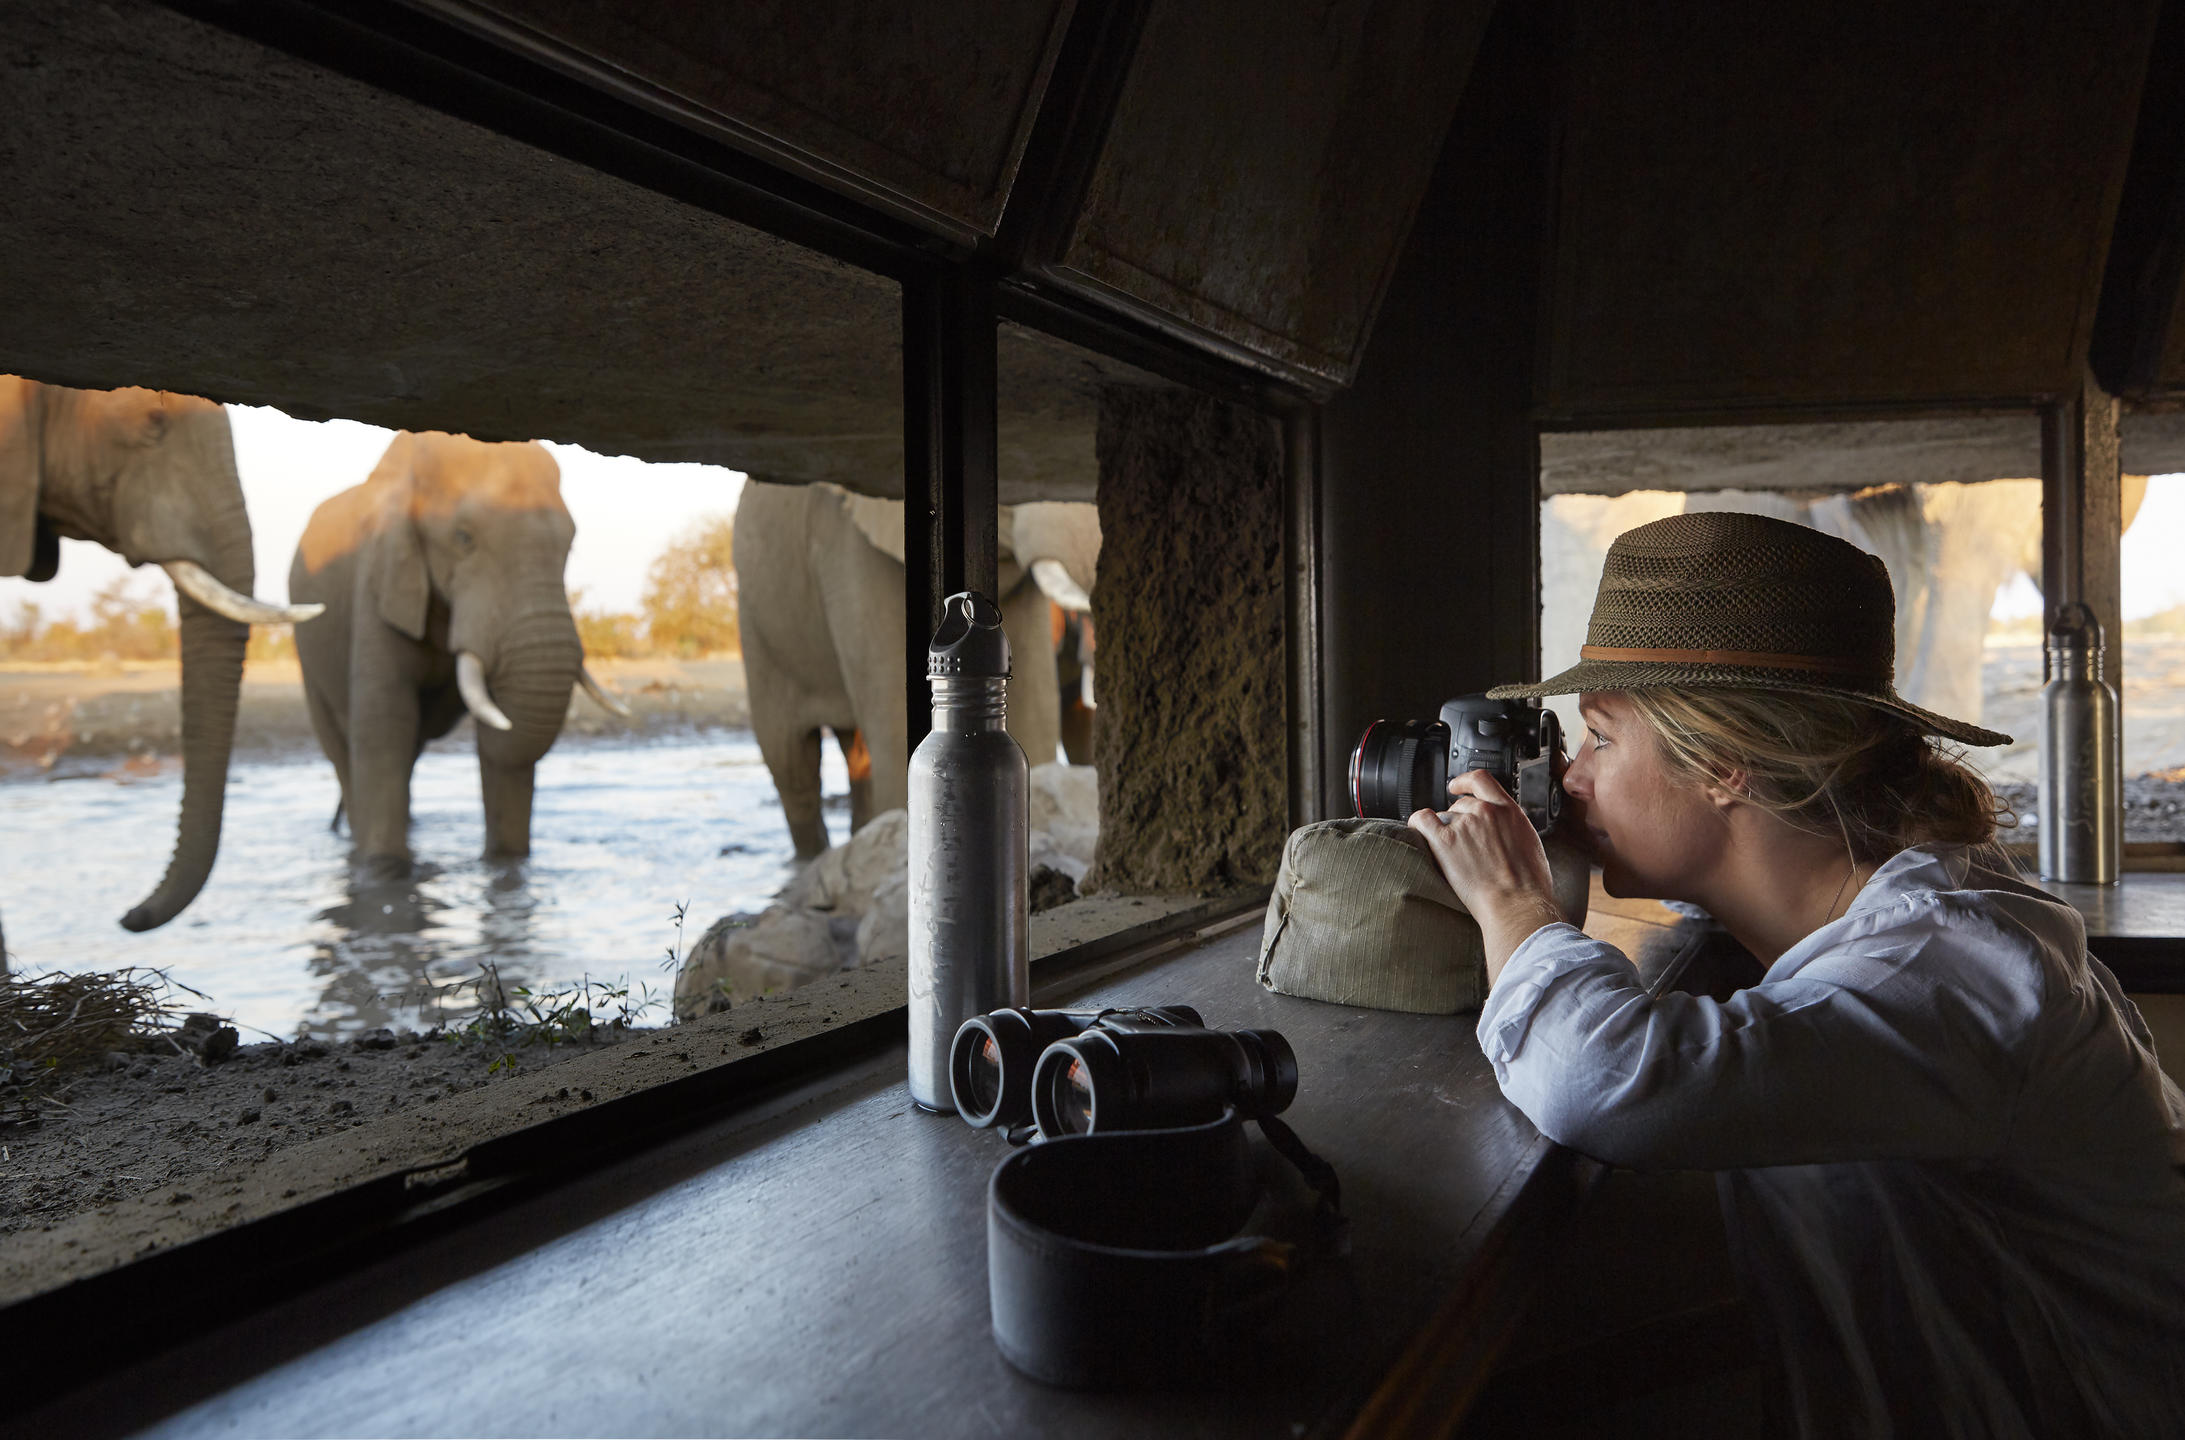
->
[352, 851, 417, 885]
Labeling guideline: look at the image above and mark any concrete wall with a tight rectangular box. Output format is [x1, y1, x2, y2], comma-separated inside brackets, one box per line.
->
[1085, 389, 1286, 892]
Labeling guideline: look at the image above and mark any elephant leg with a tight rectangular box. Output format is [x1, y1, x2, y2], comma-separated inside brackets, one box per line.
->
[840, 728, 875, 834]
[479, 755, 536, 859]
[346, 688, 422, 868]
[302, 678, 355, 825]
[758, 721, 830, 858]
[1000, 585, 1061, 768]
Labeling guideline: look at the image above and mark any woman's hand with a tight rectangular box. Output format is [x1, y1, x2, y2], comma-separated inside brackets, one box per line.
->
[1408, 770, 1569, 985]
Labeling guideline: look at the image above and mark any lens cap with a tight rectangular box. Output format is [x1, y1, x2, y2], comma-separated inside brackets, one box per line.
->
[928, 591, 1011, 678]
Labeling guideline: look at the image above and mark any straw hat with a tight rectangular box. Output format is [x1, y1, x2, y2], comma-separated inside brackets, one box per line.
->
[1489, 511, 2011, 748]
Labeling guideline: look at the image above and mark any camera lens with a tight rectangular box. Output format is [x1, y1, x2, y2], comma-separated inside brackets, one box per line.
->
[1349, 718, 1450, 820]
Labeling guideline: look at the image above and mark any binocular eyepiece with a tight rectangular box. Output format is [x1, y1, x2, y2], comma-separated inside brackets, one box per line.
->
[948, 1005, 1297, 1139]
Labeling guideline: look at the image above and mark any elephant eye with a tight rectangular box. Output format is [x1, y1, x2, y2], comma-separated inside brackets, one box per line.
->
[453, 527, 476, 553]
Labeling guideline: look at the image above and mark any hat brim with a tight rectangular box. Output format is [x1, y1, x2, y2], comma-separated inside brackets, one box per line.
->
[1487, 659, 2012, 750]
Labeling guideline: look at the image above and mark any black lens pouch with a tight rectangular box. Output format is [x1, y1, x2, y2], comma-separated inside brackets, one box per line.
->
[986, 1109, 1344, 1387]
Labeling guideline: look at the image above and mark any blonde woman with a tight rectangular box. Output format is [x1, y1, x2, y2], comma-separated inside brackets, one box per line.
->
[1410, 511, 2185, 1437]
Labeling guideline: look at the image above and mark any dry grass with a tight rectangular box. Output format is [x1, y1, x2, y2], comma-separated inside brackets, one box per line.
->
[0, 967, 203, 1126]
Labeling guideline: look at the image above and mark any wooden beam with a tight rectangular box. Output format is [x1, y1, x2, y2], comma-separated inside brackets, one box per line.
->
[902, 269, 1001, 753]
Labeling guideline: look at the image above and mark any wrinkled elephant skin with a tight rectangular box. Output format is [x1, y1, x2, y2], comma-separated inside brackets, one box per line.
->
[1, 376, 313, 933]
[290, 431, 590, 869]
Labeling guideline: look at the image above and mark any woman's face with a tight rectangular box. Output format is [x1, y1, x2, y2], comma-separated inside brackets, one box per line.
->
[1564, 691, 1731, 900]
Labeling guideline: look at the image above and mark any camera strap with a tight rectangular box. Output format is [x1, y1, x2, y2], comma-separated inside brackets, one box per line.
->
[985, 1109, 1345, 1388]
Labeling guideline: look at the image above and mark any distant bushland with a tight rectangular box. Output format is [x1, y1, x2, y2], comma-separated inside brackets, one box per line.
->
[573, 512, 741, 660]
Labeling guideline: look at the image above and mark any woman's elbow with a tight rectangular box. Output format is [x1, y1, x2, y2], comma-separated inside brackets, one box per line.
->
[1522, 1085, 1688, 1169]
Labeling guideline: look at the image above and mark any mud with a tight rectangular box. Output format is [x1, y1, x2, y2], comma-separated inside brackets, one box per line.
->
[0, 1023, 640, 1236]
[1086, 388, 1288, 892]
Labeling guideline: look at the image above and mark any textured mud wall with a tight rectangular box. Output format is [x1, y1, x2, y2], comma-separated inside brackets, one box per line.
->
[1088, 389, 1286, 893]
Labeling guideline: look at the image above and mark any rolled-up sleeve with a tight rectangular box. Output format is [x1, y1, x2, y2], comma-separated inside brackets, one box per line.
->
[1472, 911, 2033, 1170]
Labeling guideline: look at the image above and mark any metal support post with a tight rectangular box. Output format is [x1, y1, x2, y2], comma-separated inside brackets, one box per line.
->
[2040, 368, 2126, 861]
[1284, 405, 1326, 826]
[902, 270, 1000, 754]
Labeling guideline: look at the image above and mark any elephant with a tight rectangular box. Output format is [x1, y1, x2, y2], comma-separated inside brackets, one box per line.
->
[1543, 477, 2150, 747]
[734, 480, 1100, 859]
[0, 375, 321, 936]
[289, 430, 630, 869]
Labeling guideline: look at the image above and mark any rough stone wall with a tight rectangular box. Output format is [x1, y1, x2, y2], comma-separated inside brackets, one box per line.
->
[1086, 388, 1286, 893]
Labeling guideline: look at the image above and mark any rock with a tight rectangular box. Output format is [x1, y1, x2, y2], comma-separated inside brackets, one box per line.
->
[1029, 865, 1078, 913]
[855, 868, 909, 966]
[778, 809, 908, 918]
[355, 1028, 397, 1051]
[237, 1108, 260, 1125]
[1029, 763, 1099, 872]
[675, 909, 843, 1019]
[198, 1026, 239, 1066]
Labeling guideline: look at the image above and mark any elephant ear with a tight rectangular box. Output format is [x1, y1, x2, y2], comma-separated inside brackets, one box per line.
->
[367, 434, 432, 641]
[833, 484, 907, 566]
[0, 376, 46, 580]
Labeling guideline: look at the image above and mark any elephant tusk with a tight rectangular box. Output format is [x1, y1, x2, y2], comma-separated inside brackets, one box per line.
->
[456, 651, 514, 732]
[577, 664, 634, 719]
[163, 561, 326, 625]
[1029, 558, 1092, 613]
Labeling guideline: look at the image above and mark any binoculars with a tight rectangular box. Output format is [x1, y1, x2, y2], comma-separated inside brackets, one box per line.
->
[949, 1005, 1298, 1139]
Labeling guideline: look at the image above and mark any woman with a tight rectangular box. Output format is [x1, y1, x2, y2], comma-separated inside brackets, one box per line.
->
[1409, 511, 2185, 1437]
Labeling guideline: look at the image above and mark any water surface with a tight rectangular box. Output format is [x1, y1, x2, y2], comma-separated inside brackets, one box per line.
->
[0, 731, 838, 1038]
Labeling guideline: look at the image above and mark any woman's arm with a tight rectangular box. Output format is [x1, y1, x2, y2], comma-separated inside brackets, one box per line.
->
[1477, 919, 2026, 1171]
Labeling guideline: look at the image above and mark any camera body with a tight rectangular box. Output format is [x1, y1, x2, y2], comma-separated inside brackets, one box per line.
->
[1349, 695, 1565, 832]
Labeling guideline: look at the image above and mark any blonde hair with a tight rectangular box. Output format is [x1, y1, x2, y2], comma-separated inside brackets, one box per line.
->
[1619, 688, 2008, 864]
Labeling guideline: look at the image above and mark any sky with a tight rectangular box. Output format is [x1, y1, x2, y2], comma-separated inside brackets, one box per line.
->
[0, 405, 746, 625]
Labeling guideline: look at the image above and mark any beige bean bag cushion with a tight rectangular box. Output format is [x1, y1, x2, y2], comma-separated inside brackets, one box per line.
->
[1256, 818, 1591, 1014]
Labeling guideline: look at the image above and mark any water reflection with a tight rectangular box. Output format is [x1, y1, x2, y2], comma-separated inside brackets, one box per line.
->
[0, 731, 844, 1038]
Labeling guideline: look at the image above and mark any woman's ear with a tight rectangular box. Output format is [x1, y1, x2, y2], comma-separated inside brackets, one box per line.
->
[1703, 767, 1751, 813]
[367, 435, 431, 641]
[0, 376, 46, 580]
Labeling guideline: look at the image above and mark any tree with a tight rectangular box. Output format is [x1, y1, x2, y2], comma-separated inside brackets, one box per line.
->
[641, 514, 740, 658]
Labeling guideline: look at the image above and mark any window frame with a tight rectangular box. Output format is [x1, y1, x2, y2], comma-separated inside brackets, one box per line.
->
[2, 0, 1322, 1410]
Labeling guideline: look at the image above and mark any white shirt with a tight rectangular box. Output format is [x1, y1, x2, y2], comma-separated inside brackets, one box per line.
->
[1478, 845, 2185, 1438]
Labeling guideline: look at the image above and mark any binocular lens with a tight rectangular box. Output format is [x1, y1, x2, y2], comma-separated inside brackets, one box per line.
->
[1052, 1057, 1096, 1135]
[962, 1035, 1004, 1117]
[1029, 1026, 1298, 1139]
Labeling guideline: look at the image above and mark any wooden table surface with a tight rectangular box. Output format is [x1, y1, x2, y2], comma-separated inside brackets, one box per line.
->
[135, 888, 1701, 1440]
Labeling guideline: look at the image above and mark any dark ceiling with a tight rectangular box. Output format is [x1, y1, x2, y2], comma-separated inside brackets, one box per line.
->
[4, 0, 2184, 494]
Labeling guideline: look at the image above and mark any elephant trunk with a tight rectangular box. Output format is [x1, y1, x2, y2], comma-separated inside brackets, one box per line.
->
[121, 599, 247, 931]
[478, 608, 583, 762]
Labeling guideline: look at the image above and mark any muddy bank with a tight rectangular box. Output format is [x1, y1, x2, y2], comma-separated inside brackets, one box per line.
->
[0, 656, 748, 774]
[1992, 775, 2185, 846]
[1, 1022, 650, 1236]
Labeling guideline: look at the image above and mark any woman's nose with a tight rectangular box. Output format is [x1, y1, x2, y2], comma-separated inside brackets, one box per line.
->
[1563, 739, 1594, 799]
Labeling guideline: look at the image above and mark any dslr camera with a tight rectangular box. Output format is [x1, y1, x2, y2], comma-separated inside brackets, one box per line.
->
[1349, 695, 1566, 832]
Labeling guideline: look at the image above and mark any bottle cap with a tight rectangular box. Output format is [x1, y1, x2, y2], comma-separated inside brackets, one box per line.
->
[2047, 601, 2103, 650]
[928, 591, 1011, 678]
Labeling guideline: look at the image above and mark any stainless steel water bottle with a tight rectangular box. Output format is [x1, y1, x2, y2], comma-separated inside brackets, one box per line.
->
[907, 591, 1030, 1111]
[2038, 601, 2121, 884]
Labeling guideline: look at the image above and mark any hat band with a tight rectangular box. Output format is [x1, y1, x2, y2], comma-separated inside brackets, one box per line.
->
[1579, 644, 1882, 679]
